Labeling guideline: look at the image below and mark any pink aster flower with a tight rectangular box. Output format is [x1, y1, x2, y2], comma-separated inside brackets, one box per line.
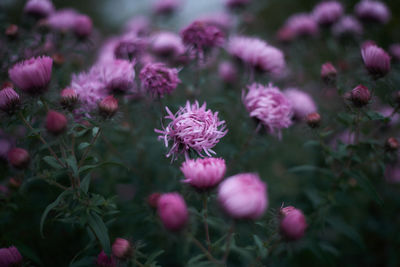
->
[355, 0, 390, 24]
[96, 251, 116, 267]
[112, 238, 132, 259]
[361, 41, 391, 78]
[151, 32, 185, 59]
[218, 61, 237, 83]
[153, 0, 181, 15]
[332, 15, 363, 38]
[124, 16, 150, 37]
[284, 88, 317, 120]
[280, 206, 307, 240]
[243, 83, 293, 138]
[24, 0, 54, 18]
[227, 36, 285, 76]
[0, 246, 23, 267]
[285, 13, 319, 38]
[139, 63, 180, 98]
[218, 173, 267, 219]
[312, 1, 343, 26]
[9, 56, 53, 94]
[155, 101, 227, 160]
[46, 9, 80, 31]
[0, 87, 20, 114]
[389, 44, 400, 62]
[74, 15, 93, 38]
[181, 157, 226, 189]
[157, 193, 188, 231]
[114, 33, 148, 61]
[99, 59, 135, 93]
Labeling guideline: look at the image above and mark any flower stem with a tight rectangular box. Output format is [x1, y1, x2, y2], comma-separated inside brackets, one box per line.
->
[190, 235, 220, 265]
[78, 127, 101, 168]
[202, 193, 211, 252]
[222, 223, 235, 263]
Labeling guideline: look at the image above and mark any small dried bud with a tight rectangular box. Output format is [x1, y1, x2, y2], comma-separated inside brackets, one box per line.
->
[8, 148, 30, 169]
[147, 192, 161, 209]
[60, 88, 78, 109]
[306, 112, 321, 128]
[321, 62, 337, 85]
[0, 87, 20, 114]
[52, 53, 65, 66]
[45, 110, 67, 135]
[350, 84, 371, 107]
[5, 24, 18, 38]
[385, 137, 399, 151]
[99, 95, 118, 118]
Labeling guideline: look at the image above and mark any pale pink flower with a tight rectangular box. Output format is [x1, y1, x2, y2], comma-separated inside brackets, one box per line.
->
[285, 13, 319, 37]
[280, 206, 307, 240]
[24, 0, 54, 18]
[218, 173, 268, 219]
[99, 59, 135, 93]
[332, 15, 363, 37]
[181, 157, 226, 189]
[355, 0, 390, 24]
[124, 16, 150, 36]
[46, 9, 80, 31]
[284, 88, 317, 120]
[243, 83, 293, 138]
[218, 61, 237, 83]
[155, 101, 227, 160]
[157, 193, 188, 231]
[151, 32, 185, 58]
[139, 63, 180, 97]
[114, 33, 148, 61]
[312, 1, 343, 26]
[74, 15, 93, 38]
[361, 41, 391, 78]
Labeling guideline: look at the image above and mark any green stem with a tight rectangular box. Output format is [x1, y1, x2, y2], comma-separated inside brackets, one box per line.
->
[202, 193, 211, 252]
[222, 223, 235, 263]
[78, 127, 101, 168]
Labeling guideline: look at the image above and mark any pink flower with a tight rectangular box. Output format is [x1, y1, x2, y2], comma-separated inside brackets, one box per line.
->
[0, 87, 20, 114]
[0, 246, 23, 267]
[60, 88, 79, 109]
[312, 1, 343, 26]
[217, 173, 267, 219]
[332, 15, 363, 38]
[153, 0, 181, 15]
[227, 36, 285, 76]
[114, 34, 148, 61]
[181, 157, 226, 189]
[139, 63, 180, 98]
[389, 44, 400, 62]
[225, 0, 251, 9]
[243, 83, 293, 138]
[355, 0, 390, 24]
[74, 15, 93, 38]
[157, 193, 188, 231]
[8, 148, 30, 169]
[155, 101, 227, 160]
[96, 251, 116, 267]
[112, 238, 132, 259]
[98, 95, 118, 118]
[285, 13, 319, 38]
[45, 110, 67, 135]
[46, 9, 80, 31]
[24, 0, 54, 18]
[151, 32, 185, 58]
[321, 62, 337, 84]
[124, 16, 150, 37]
[284, 88, 317, 120]
[280, 206, 307, 240]
[350, 84, 371, 107]
[361, 41, 391, 78]
[218, 61, 237, 83]
[9, 56, 53, 94]
[100, 59, 135, 93]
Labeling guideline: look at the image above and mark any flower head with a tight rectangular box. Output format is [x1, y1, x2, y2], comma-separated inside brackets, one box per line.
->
[218, 173, 267, 219]
[361, 41, 391, 78]
[227, 36, 285, 75]
[243, 83, 292, 138]
[155, 101, 227, 160]
[284, 88, 317, 120]
[0, 87, 20, 114]
[99, 95, 118, 118]
[332, 15, 363, 38]
[312, 1, 343, 26]
[8, 148, 30, 169]
[285, 13, 318, 38]
[321, 62, 337, 84]
[0, 246, 23, 267]
[74, 15, 93, 38]
[9, 56, 53, 94]
[46, 9, 80, 31]
[181, 157, 226, 189]
[151, 32, 185, 59]
[24, 0, 54, 18]
[114, 34, 148, 61]
[112, 238, 132, 259]
[100, 59, 135, 93]
[96, 251, 116, 267]
[139, 63, 180, 98]
[350, 84, 371, 107]
[157, 193, 188, 231]
[60, 88, 79, 109]
[355, 0, 390, 24]
[280, 206, 307, 240]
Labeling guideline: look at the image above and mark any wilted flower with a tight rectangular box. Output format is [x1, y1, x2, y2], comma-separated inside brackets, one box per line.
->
[139, 63, 180, 98]
[153, 0, 181, 15]
[361, 41, 391, 78]
[24, 0, 54, 18]
[45, 110, 67, 135]
[112, 238, 132, 259]
[0, 246, 23, 267]
[224, 0, 251, 9]
[243, 83, 292, 138]
[9, 56, 53, 94]
[0, 87, 20, 114]
[151, 32, 185, 59]
[155, 101, 227, 160]
[332, 15, 363, 38]
[350, 84, 371, 107]
[389, 44, 400, 62]
[321, 62, 337, 84]
[99, 95, 118, 118]
[96, 251, 116, 267]
[280, 206, 307, 240]
[218, 173, 267, 219]
[285, 13, 318, 38]
[157, 193, 188, 231]
[312, 1, 343, 26]
[355, 0, 390, 24]
[218, 61, 237, 83]
[8, 148, 30, 169]
[284, 88, 317, 120]
[227, 36, 285, 76]
[181, 157, 226, 189]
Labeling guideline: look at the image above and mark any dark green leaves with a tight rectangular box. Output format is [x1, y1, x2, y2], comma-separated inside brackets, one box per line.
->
[87, 212, 111, 254]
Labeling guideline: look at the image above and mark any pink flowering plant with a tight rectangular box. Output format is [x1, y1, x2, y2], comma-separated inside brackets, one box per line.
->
[0, 0, 400, 266]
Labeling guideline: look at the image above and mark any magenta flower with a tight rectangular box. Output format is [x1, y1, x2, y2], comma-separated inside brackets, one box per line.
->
[46, 9, 80, 31]
[280, 206, 307, 240]
[284, 88, 317, 120]
[151, 32, 185, 58]
[218, 61, 237, 83]
[332, 15, 363, 38]
[227, 36, 285, 76]
[153, 0, 181, 15]
[157, 193, 188, 231]
[312, 1, 343, 26]
[218, 173, 268, 220]
[243, 83, 293, 138]
[24, 0, 54, 18]
[155, 101, 227, 160]
[181, 157, 226, 189]
[114, 34, 148, 61]
[112, 238, 132, 259]
[285, 13, 319, 38]
[45, 110, 67, 135]
[0, 246, 23, 267]
[100, 59, 135, 93]
[361, 41, 391, 78]
[0, 87, 20, 114]
[355, 0, 390, 24]
[9, 56, 53, 94]
[96, 251, 116, 267]
[74, 15, 93, 38]
[139, 63, 180, 98]
[389, 44, 400, 62]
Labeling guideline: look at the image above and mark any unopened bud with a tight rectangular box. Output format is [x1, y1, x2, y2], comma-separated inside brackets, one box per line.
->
[306, 112, 321, 128]
[147, 192, 161, 209]
[52, 53, 65, 66]
[350, 84, 371, 107]
[112, 238, 133, 259]
[99, 95, 118, 118]
[45, 110, 67, 135]
[385, 137, 399, 151]
[5, 24, 18, 39]
[0, 87, 20, 114]
[8, 148, 30, 169]
[60, 88, 78, 109]
[321, 62, 337, 85]
[279, 206, 307, 241]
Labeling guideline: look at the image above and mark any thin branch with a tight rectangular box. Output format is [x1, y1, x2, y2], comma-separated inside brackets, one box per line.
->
[78, 127, 101, 168]
[203, 193, 211, 252]
[222, 223, 235, 263]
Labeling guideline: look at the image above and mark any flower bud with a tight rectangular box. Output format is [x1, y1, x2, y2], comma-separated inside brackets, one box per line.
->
[52, 53, 65, 66]
[306, 112, 321, 128]
[8, 148, 30, 169]
[45, 110, 67, 135]
[280, 206, 307, 240]
[180, 157, 226, 189]
[96, 251, 116, 267]
[350, 85, 371, 107]
[60, 88, 78, 109]
[99, 95, 118, 118]
[74, 15, 93, 38]
[147, 192, 161, 209]
[112, 238, 132, 259]
[361, 41, 391, 79]
[5, 24, 18, 39]
[321, 62, 337, 85]
[8, 177, 22, 189]
[157, 193, 188, 231]
[0, 246, 23, 267]
[385, 137, 399, 151]
[1, 81, 14, 89]
[0, 87, 20, 114]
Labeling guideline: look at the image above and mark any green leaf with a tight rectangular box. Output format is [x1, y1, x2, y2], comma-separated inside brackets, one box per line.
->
[79, 161, 127, 174]
[87, 212, 111, 254]
[80, 174, 91, 193]
[66, 156, 79, 177]
[40, 190, 71, 237]
[253, 235, 267, 258]
[364, 110, 386, 121]
[92, 127, 99, 137]
[288, 165, 334, 177]
[78, 142, 90, 150]
[43, 156, 63, 170]
[346, 170, 383, 205]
